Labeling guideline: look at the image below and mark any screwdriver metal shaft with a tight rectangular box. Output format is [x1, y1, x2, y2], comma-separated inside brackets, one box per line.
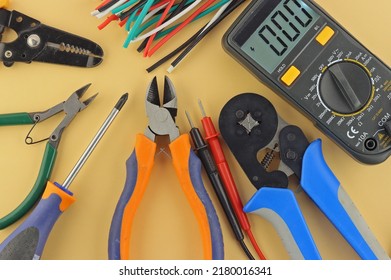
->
[0, 93, 128, 260]
[63, 93, 128, 189]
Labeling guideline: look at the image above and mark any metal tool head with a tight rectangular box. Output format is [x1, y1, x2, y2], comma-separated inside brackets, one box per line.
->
[145, 76, 179, 142]
[0, 9, 103, 67]
[65, 83, 98, 114]
[48, 84, 98, 147]
[219, 93, 295, 189]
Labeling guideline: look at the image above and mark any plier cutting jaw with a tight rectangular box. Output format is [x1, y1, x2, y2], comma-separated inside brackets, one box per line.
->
[219, 93, 389, 260]
[108, 76, 224, 260]
[0, 84, 97, 229]
[144, 76, 179, 142]
[0, 8, 104, 67]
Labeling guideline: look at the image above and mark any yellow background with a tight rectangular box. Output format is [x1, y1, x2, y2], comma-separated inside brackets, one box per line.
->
[0, 0, 390, 260]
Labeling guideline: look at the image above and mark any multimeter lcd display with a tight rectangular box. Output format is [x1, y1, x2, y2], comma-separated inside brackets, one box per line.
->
[241, 0, 320, 73]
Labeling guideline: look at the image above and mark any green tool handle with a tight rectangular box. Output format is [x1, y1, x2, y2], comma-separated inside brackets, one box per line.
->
[0, 143, 57, 229]
[0, 113, 34, 126]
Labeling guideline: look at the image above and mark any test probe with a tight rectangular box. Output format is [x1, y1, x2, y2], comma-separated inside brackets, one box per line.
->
[185, 111, 254, 260]
[197, 100, 266, 260]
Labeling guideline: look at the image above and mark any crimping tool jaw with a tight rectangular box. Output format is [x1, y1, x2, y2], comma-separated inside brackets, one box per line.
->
[237, 111, 296, 186]
[219, 93, 292, 189]
[145, 76, 179, 142]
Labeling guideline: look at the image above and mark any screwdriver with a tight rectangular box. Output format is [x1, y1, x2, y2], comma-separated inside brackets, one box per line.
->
[0, 93, 128, 260]
[185, 111, 254, 260]
[197, 100, 266, 260]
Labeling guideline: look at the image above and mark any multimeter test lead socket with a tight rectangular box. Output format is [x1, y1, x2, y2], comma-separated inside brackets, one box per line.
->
[197, 100, 266, 260]
[0, 93, 128, 260]
[185, 111, 255, 260]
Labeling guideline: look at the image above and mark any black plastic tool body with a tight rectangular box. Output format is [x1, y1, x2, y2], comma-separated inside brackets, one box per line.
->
[223, 0, 391, 164]
[219, 93, 288, 188]
[0, 9, 103, 67]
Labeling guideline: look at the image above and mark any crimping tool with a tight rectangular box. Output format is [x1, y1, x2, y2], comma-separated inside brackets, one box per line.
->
[218, 93, 389, 260]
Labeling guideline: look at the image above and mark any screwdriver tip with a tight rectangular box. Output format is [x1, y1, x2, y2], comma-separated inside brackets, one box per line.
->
[115, 93, 129, 111]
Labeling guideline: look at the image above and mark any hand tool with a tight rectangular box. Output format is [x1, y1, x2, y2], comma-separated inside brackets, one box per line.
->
[185, 111, 253, 260]
[0, 93, 128, 260]
[0, 84, 98, 229]
[108, 76, 224, 260]
[223, 0, 391, 164]
[197, 100, 266, 260]
[218, 93, 390, 260]
[0, 8, 104, 67]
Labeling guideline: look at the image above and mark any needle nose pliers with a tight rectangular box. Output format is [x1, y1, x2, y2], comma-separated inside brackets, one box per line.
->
[0, 84, 98, 229]
[108, 76, 224, 260]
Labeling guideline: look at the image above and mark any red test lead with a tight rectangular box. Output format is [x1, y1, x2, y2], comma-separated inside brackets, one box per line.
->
[198, 99, 266, 260]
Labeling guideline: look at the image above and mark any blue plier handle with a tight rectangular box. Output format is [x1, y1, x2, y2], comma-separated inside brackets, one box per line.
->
[245, 139, 389, 260]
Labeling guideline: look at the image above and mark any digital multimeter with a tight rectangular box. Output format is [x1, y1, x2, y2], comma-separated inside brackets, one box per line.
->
[223, 0, 391, 164]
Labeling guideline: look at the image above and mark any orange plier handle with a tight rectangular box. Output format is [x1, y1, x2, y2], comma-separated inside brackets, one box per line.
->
[108, 134, 224, 259]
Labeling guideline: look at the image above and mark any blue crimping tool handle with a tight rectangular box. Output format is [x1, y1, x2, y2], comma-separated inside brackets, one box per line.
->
[244, 187, 321, 260]
[301, 139, 389, 260]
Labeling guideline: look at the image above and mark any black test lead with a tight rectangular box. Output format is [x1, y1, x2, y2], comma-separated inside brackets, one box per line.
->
[185, 111, 255, 260]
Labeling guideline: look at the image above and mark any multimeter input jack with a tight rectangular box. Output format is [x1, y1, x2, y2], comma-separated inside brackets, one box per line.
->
[364, 138, 377, 151]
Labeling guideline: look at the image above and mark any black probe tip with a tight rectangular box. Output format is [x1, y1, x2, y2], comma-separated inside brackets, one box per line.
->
[115, 93, 129, 110]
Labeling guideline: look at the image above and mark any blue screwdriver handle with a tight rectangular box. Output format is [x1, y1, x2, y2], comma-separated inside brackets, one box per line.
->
[0, 182, 75, 260]
[244, 187, 321, 260]
[301, 139, 389, 260]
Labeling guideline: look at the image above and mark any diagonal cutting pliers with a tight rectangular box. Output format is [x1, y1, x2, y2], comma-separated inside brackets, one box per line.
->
[108, 76, 224, 260]
[0, 84, 98, 229]
[219, 93, 389, 260]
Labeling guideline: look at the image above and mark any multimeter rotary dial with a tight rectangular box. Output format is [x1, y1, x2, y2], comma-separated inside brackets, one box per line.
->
[318, 60, 374, 116]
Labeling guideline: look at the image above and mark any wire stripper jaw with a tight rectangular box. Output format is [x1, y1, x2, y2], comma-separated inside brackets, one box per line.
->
[145, 76, 179, 142]
[0, 9, 104, 67]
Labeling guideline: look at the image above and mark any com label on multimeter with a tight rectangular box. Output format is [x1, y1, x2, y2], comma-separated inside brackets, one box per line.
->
[223, 0, 391, 164]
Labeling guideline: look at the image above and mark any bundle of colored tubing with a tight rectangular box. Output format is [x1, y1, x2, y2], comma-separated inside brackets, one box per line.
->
[91, 0, 246, 72]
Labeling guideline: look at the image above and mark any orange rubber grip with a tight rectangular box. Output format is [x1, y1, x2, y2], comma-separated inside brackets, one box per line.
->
[42, 181, 75, 212]
[120, 134, 156, 259]
[169, 134, 213, 259]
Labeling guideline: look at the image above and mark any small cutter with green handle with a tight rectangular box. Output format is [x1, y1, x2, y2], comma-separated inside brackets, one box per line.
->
[0, 84, 97, 229]
[0, 93, 128, 259]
